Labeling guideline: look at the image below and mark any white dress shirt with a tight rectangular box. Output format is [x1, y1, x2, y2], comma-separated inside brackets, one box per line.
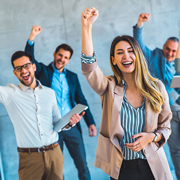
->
[0, 81, 60, 148]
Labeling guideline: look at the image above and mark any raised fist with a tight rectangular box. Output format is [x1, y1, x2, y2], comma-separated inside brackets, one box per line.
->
[81, 7, 99, 26]
[137, 13, 150, 26]
[28, 25, 42, 41]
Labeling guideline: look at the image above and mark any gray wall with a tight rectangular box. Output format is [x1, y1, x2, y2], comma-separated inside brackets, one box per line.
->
[0, 0, 180, 179]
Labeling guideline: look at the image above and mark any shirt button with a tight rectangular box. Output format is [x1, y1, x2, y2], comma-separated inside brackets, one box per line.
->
[143, 150, 146, 154]
[41, 134, 43, 136]
[62, 107, 64, 110]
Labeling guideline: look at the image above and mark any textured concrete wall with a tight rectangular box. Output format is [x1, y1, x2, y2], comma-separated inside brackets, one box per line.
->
[0, 0, 179, 180]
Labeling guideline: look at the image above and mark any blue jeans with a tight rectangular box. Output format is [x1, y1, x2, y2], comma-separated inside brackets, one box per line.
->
[110, 159, 155, 180]
[168, 110, 180, 180]
[58, 125, 91, 180]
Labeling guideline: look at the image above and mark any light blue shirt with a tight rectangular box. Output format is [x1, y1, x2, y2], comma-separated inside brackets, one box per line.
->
[51, 65, 72, 117]
[0, 81, 60, 147]
[120, 80, 146, 160]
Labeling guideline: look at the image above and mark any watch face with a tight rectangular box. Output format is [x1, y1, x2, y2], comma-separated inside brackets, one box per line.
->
[153, 133, 158, 142]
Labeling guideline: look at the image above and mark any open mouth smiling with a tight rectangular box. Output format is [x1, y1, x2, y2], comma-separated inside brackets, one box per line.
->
[122, 61, 133, 66]
[21, 73, 30, 81]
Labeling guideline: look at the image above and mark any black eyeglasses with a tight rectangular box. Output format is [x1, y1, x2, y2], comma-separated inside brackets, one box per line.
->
[14, 63, 32, 72]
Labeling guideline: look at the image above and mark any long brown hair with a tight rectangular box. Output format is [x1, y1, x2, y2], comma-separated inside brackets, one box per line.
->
[110, 35, 164, 113]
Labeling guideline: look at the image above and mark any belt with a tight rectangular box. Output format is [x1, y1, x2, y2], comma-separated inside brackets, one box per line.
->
[17, 141, 59, 153]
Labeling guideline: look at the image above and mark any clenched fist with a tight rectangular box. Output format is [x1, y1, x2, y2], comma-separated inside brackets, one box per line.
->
[137, 13, 150, 26]
[81, 7, 99, 27]
[28, 25, 42, 41]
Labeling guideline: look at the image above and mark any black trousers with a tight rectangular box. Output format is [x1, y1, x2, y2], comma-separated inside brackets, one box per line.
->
[110, 159, 155, 180]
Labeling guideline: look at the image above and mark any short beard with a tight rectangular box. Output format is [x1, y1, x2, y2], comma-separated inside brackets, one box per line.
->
[54, 61, 64, 71]
[20, 74, 34, 87]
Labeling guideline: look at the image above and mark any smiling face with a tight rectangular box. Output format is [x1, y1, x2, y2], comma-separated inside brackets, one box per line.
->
[163, 40, 178, 62]
[112, 41, 136, 77]
[13, 56, 36, 88]
[53, 48, 71, 73]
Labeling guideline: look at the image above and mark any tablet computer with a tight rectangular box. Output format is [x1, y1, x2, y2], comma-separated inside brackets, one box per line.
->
[170, 76, 180, 88]
[54, 104, 88, 132]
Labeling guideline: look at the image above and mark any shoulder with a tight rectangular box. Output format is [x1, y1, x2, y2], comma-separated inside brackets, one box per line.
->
[66, 69, 77, 76]
[42, 85, 55, 94]
[156, 80, 167, 95]
[7, 83, 18, 91]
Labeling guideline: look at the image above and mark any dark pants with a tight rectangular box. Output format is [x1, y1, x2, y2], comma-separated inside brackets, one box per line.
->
[110, 159, 155, 180]
[58, 125, 91, 180]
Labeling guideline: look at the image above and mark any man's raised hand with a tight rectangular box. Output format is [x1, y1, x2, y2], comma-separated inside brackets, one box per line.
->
[137, 13, 150, 26]
[28, 25, 42, 41]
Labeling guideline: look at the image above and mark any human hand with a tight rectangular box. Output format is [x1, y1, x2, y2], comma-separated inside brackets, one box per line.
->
[88, 124, 97, 137]
[137, 13, 150, 26]
[69, 111, 85, 126]
[125, 132, 154, 152]
[28, 25, 42, 41]
[81, 7, 99, 27]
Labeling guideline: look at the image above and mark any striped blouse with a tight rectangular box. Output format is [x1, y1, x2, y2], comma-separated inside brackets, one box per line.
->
[120, 80, 146, 160]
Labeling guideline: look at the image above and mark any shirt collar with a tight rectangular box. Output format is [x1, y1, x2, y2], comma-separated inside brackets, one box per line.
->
[121, 79, 127, 88]
[51, 63, 66, 74]
[18, 80, 43, 92]
[122, 79, 145, 108]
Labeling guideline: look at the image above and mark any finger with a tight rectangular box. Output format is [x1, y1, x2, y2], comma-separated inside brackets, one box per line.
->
[125, 141, 139, 148]
[131, 133, 142, 139]
[79, 111, 85, 116]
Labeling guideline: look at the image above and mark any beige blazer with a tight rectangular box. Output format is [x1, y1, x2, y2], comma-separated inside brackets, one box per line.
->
[82, 62, 173, 180]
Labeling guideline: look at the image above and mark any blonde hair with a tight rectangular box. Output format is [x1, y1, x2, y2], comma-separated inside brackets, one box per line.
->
[110, 36, 164, 113]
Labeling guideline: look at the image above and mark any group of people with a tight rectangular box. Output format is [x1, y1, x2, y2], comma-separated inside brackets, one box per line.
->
[0, 7, 180, 180]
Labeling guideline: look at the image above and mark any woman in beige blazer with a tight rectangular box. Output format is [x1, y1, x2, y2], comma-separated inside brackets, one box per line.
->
[81, 7, 173, 180]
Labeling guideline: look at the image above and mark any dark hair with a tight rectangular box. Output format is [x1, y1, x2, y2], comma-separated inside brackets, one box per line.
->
[166, 37, 179, 43]
[55, 44, 73, 59]
[11, 51, 33, 68]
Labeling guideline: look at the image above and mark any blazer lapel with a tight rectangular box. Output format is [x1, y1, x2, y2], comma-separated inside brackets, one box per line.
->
[110, 85, 124, 151]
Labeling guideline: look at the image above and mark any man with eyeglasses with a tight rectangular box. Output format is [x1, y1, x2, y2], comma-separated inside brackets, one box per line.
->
[0, 51, 84, 180]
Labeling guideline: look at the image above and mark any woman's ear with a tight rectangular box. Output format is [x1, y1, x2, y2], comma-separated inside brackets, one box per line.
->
[111, 56, 116, 65]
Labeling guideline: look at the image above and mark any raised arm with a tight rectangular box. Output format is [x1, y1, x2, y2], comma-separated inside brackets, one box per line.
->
[81, 8, 109, 96]
[25, 25, 45, 77]
[81, 7, 98, 56]
[133, 13, 153, 61]
[175, 30, 180, 74]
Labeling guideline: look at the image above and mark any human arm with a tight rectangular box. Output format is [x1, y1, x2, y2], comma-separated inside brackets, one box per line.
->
[0, 85, 15, 105]
[81, 8, 109, 96]
[133, 13, 153, 61]
[73, 74, 97, 136]
[175, 30, 180, 74]
[25, 25, 44, 77]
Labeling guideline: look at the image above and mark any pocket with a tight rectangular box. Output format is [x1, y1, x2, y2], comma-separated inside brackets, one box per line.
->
[96, 133, 112, 163]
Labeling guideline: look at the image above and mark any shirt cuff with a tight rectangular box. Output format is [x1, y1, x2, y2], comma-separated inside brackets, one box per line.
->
[81, 50, 96, 64]
[134, 24, 143, 29]
[27, 39, 35, 46]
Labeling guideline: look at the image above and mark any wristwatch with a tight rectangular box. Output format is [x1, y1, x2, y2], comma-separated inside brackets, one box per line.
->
[152, 132, 158, 142]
